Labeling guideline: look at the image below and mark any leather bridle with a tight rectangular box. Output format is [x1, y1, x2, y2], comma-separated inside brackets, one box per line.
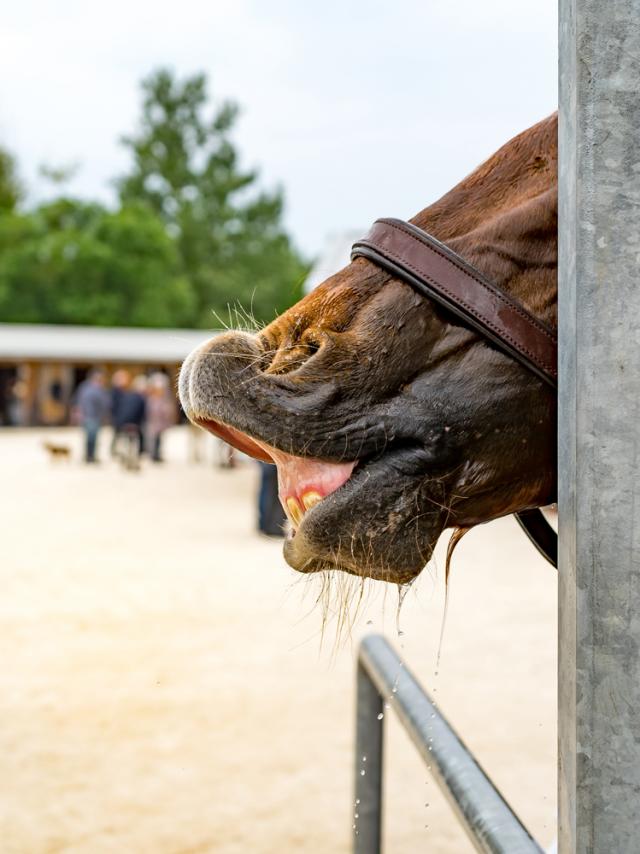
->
[351, 218, 557, 568]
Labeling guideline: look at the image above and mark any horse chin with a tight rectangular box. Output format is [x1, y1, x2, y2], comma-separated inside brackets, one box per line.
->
[282, 520, 431, 585]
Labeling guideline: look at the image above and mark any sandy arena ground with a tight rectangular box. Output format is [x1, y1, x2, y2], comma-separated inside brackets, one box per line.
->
[0, 427, 557, 853]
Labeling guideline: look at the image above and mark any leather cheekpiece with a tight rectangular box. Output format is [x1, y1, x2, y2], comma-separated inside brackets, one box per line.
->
[352, 218, 557, 389]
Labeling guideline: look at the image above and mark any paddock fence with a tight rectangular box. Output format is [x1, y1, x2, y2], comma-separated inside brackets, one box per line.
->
[353, 634, 545, 853]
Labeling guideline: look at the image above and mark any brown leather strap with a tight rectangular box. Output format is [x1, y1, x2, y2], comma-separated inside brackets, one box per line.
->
[515, 508, 557, 568]
[351, 218, 557, 388]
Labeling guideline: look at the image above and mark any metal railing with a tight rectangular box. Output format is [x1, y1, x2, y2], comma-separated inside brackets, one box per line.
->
[354, 634, 544, 853]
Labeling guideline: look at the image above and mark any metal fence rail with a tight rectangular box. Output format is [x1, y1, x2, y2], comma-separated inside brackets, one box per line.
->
[354, 634, 544, 853]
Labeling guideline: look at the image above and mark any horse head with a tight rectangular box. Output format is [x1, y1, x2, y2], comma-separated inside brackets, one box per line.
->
[180, 114, 557, 583]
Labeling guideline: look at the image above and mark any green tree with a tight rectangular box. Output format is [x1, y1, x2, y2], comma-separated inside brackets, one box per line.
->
[117, 68, 307, 326]
[0, 147, 21, 212]
[0, 199, 195, 327]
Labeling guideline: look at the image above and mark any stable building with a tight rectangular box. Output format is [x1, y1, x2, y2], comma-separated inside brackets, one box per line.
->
[0, 323, 214, 426]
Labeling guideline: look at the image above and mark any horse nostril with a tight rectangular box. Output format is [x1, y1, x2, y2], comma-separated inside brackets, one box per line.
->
[261, 330, 324, 376]
[302, 334, 321, 359]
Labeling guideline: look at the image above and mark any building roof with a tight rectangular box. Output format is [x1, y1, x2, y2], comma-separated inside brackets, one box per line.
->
[303, 230, 363, 293]
[0, 323, 218, 364]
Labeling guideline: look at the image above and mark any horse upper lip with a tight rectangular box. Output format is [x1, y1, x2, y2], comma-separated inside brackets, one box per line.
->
[180, 331, 392, 463]
[193, 417, 273, 462]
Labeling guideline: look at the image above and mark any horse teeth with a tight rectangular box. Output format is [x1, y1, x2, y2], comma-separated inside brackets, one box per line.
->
[302, 491, 323, 510]
[286, 497, 304, 527]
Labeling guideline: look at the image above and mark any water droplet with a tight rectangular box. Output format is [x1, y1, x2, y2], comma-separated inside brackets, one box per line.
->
[425, 802, 429, 808]
[377, 712, 384, 720]
[355, 799, 360, 805]
[398, 630, 405, 637]
[362, 755, 367, 762]
[355, 813, 359, 819]
[366, 620, 373, 625]
[384, 702, 391, 710]
[430, 713, 436, 719]
[360, 769, 366, 776]
[392, 686, 398, 694]
[352, 824, 356, 830]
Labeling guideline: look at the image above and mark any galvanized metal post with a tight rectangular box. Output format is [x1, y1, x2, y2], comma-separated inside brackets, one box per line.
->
[354, 660, 384, 854]
[559, 0, 640, 850]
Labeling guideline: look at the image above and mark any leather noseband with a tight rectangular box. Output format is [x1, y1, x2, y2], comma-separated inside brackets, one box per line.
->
[351, 217, 557, 568]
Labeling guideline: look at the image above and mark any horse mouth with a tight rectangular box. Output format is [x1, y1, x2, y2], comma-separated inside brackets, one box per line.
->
[182, 330, 446, 583]
[194, 415, 424, 583]
[195, 416, 356, 533]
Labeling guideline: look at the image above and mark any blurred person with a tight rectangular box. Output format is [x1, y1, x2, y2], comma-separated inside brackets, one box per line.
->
[145, 372, 175, 463]
[7, 379, 27, 426]
[1, 377, 27, 426]
[0, 375, 10, 425]
[72, 369, 110, 463]
[110, 369, 131, 455]
[127, 374, 148, 455]
[112, 374, 147, 470]
[257, 461, 286, 537]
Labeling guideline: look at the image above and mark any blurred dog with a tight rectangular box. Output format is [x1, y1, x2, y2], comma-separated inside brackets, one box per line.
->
[42, 440, 72, 462]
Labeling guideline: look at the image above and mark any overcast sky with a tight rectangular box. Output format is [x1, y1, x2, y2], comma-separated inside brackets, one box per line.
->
[0, 0, 557, 257]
